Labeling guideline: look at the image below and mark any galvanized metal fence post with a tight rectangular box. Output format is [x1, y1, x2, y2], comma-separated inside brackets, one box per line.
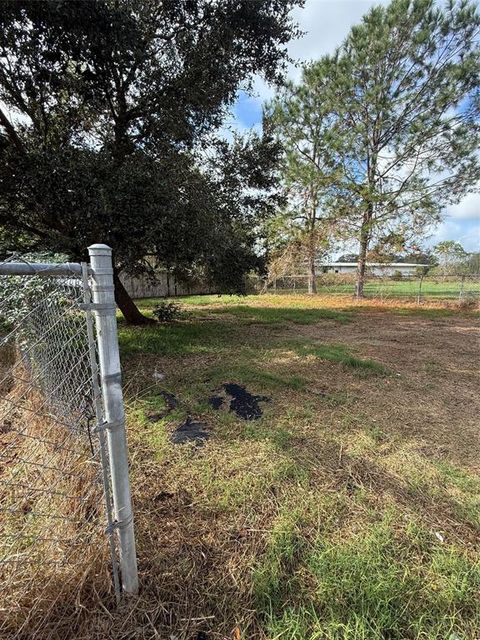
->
[88, 244, 138, 595]
[81, 261, 121, 603]
[417, 274, 424, 304]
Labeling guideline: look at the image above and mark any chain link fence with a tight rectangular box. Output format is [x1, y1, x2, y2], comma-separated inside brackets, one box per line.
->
[0, 247, 136, 637]
[255, 273, 480, 303]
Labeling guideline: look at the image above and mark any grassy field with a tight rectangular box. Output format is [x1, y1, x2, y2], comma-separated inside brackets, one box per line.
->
[269, 278, 480, 300]
[41, 294, 480, 638]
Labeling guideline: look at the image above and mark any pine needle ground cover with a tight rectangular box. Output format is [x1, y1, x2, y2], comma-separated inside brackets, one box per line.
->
[49, 295, 480, 639]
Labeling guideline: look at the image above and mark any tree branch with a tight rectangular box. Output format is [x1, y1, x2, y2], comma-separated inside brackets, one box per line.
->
[0, 106, 26, 155]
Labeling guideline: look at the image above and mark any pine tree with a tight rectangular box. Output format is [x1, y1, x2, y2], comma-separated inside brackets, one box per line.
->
[266, 76, 341, 293]
[271, 0, 480, 297]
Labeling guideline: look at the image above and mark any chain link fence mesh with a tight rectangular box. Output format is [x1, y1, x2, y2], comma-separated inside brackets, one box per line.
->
[0, 260, 114, 637]
[255, 273, 480, 303]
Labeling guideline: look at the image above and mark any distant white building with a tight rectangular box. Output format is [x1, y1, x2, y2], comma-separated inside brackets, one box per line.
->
[319, 262, 429, 276]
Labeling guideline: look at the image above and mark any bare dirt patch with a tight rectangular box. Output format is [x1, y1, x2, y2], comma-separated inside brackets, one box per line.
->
[294, 311, 480, 470]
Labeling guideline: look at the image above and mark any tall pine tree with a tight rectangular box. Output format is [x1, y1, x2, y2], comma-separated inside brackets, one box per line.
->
[271, 0, 480, 296]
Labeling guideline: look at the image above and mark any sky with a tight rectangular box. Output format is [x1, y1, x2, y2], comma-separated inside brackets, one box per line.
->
[230, 0, 480, 253]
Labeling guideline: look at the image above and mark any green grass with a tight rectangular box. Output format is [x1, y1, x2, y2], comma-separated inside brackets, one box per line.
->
[435, 461, 480, 494]
[208, 305, 353, 325]
[116, 293, 479, 639]
[137, 294, 250, 308]
[256, 512, 480, 640]
[273, 278, 480, 300]
[434, 462, 480, 529]
[205, 362, 307, 391]
[118, 318, 242, 356]
[118, 303, 355, 358]
[290, 341, 389, 376]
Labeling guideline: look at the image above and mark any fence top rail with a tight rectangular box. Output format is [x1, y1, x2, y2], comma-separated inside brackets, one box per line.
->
[0, 261, 88, 277]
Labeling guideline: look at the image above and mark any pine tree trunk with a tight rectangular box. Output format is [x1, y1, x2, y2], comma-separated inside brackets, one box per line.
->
[308, 249, 317, 294]
[113, 271, 154, 325]
[355, 227, 369, 299]
[307, 198, 318, 295]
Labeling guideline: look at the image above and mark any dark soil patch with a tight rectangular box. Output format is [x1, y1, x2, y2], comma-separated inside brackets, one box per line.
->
[171, 417, 209, 445]
[207, 395, 223, 410]
[147, 390, 178, 421]
[209, 383, 270, 420]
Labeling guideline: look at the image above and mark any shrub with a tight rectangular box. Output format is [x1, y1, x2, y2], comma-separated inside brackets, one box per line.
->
[152, 301, 182, 322]
[391, 269, 403, 281]
[455, 294, 479, 311]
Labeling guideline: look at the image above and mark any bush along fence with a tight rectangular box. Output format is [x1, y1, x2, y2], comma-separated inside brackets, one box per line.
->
[0, 245, 137, 635]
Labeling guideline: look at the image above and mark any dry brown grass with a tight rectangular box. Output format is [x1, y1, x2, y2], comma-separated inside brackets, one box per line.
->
[184, 291, 479, 313]
[294, 311, 480, 469]
[2, 296, 480, 639]
[0, 379, 112, 640]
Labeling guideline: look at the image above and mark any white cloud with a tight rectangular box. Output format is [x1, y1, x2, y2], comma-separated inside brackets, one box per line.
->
[446, 189, 480, 221]
[287, 0, 389, 81]
[249, 0, 389, 103]
[427, 219, 480, 252]
[425, 187, 480, 252]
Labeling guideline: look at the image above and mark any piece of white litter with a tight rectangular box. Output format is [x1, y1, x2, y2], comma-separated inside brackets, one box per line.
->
[434, 531, 444, 543]
[153, 370, 165, 381]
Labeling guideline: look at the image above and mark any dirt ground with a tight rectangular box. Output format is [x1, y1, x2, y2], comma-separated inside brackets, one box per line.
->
[294, 311, 480, 471]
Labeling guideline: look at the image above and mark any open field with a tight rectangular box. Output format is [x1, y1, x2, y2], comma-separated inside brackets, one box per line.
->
[264, 277, 480, 300]
[16, 294, 480, 639]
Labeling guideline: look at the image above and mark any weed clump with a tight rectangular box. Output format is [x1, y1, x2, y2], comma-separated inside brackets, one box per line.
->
[454, 295, 479, 311]
[152, 301, 182, 322]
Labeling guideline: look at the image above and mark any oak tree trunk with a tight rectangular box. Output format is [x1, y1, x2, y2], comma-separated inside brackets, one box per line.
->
[113, 271, 154, 325]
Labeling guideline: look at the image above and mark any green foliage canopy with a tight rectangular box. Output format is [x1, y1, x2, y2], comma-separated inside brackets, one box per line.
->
[0, 0, 301, 320]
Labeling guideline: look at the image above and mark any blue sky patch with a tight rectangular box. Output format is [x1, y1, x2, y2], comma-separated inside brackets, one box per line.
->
[233, 91, 263, 128]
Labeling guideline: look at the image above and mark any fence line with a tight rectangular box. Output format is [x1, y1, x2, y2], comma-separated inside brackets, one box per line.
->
[120, 270, 218, 299]
[0, 246, 137, 636]
[255, 273, 480, 302]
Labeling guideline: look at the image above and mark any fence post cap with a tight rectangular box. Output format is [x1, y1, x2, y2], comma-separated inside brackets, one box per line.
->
[88, 244, 112, 257]
[88, 243, 111, 251]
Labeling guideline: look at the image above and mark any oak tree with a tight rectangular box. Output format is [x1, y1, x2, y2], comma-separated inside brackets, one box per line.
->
[0, 0, 301, 322]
